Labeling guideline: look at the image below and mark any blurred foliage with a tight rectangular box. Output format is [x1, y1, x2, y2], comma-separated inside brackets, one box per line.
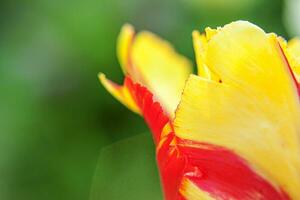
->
[0, 0, 294, 199]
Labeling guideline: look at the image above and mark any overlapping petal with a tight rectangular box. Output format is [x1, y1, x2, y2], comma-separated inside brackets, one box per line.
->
[116, 25, 192, 117]
[192, 29, 220, 81]
[174, 21, 300, 199]
[100, 21, 300, 200]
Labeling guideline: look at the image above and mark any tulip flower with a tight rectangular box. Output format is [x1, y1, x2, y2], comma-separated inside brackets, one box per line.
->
[99, 21, 300, 200]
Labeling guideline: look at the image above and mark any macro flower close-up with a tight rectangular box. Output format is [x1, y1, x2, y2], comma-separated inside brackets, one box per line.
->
[100, 21, 300, 200]
[4, 1, 300, 200]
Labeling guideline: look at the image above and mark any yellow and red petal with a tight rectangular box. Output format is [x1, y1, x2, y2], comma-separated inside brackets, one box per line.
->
[99, 73, 140, 114]
[100, 73, 170, 144]
[117, 25, 193, 117]
[157, 132, 291, 200]
[174, 21, 300, 199]
[101, 21, 300, 200]
[177, 140, 291, 200]
[125, 77, 170, 144]
[180, 178, 215, 200]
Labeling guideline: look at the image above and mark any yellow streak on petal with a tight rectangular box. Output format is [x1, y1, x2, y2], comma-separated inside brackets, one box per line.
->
[174, 21, 300, 199]
[131, 31, 192, 117]
[179, 178, 215, 200]
[117, 24, 135, 74]
[99, 73, 140, 114]
[160, 122, 173, 138]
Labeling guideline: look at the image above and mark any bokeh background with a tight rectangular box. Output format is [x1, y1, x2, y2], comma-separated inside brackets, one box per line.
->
[1, 0, 299, 199]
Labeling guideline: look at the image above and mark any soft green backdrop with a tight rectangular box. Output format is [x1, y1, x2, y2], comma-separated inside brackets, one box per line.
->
[0, 0, 296, 199]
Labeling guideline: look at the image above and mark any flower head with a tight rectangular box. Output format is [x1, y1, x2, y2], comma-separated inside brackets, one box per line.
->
[99, 21, 300, 200]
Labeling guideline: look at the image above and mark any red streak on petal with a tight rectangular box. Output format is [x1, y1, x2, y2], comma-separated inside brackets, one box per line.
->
[157, 133, 186, 200]
[124, 76, 170, 144]
[122, 72, 292, 199]
[178, 139, 291, 200]
[123, 77, 291, 199]
[157, 135, 291, 200]
[278, 42, 300, 97]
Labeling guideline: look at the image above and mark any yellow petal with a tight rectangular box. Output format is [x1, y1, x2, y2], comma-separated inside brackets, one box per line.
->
[116, 25, 192, 117]
[130, 31, 192, 117]
[205, 27, 219, 41]
[288, 38, 300, 58]
[204, 21, 299, 101]
[192, 30, 220, 81]
[174, 21, 300, 199]
[117, 24, 135, 74]
[98, 73, 140, 114]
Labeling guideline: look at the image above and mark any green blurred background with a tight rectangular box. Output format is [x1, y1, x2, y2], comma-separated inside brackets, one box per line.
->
[0, 0, 298, 199]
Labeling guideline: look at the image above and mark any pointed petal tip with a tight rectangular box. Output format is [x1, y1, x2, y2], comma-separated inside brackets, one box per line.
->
[98, 72, 105, 81]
